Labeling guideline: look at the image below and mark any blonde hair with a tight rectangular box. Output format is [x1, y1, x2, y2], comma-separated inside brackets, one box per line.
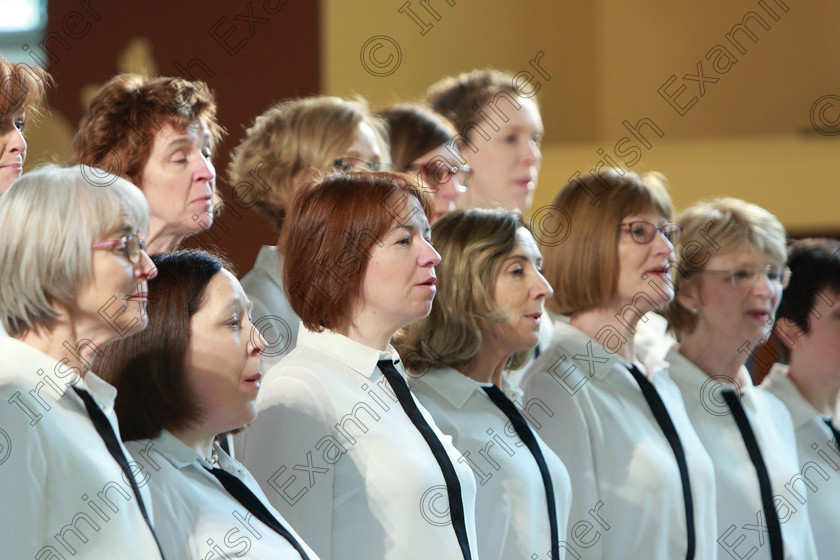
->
[541, 168, 673, 316]
[396, 208, 533, 373]
[663, 197, 787, 335]
[227, 96, 388, 230]
[0, 164, 149, 336]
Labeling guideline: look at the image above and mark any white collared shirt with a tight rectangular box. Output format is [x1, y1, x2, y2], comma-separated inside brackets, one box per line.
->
[759, 363, 838, 560]
[240, 246, 301, 373]
[667, 348, 819, 560]
[520, 319, 718, 560]
[410, 366, 572, 560]
[0, 337, 162, 559]
[239, 328, 479, 560]
[125, 430, 319, 560]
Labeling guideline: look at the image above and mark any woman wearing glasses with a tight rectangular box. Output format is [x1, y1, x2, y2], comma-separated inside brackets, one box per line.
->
[663, 198, 818, 560]
[521, 169, 718, 560]
[378, 104, 469, 222]
[229, 96, 388, 367]
[0, 164, 161, 558]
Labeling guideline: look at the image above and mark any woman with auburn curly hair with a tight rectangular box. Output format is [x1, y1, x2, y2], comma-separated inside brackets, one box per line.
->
[72, 73, 224, 254]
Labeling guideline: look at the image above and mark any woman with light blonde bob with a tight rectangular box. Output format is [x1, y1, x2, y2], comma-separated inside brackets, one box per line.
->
[521, 168, 718, 560]
[398, 208, 571, 560]
[229, 96, 389, 367]
[663, 198, 818, 560]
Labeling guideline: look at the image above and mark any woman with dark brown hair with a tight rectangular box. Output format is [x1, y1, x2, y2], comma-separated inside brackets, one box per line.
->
[72, 74, 225, 254]
[94, 249, 318, 560]
[241, 171, 478, 560]
[377, 103, 469, 222]
[0, 53, 51, 195]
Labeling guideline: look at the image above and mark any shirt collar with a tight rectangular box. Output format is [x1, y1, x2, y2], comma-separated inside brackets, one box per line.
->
[254, 245, 283, 275]
[761, 363, 826, 426]
[296, 327, 401, 380]
[665, 344, 754, 393]
[551, 318, 643, 381]
[415, 367, 481, 409]
[145, 430, 242, 474]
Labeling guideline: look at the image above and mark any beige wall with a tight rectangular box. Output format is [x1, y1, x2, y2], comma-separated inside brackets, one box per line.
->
[323, 0, 840, 232]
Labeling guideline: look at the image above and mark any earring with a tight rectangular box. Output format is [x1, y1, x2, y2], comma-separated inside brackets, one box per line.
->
[690, 308, 698, 315]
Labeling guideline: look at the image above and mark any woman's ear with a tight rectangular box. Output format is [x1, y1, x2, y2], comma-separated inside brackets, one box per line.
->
[676, 278, 700, 315]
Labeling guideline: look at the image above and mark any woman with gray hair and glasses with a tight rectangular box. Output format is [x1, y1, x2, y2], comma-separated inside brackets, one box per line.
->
[663, 198, 818, 560]
[0, 164, 162, 558]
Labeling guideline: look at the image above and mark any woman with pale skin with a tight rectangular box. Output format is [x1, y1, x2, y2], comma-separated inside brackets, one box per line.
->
[760, 238, 840, 560]
[427, 69, 543, 212]
[0, 164, 161, 558]
[94, 250, 318, 560]
[378, 103, 469, 222]
[0, 54, 51, 194]
[397, 209, 572, 560]
[72, 73, 224, 254]
[229, 96, 388, 368]
[520, 169, 718, 560]
[241, 171, 479, 560]
[664, 199, 819, 560]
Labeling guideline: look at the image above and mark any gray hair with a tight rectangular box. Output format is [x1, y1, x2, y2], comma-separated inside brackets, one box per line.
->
[0, 164, 149, 336]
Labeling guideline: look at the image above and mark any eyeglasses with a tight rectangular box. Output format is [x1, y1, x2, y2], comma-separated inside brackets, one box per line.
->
[620, 221, 682, 244]
[688, 264, 792, 289]
[406, 160, 472, 191]
[333, 158, 395, 172]
[91, 233, 147, 264]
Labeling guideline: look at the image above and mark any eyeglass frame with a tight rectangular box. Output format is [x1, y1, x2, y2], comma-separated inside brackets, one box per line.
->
[686, 264, 792, 289]
[333, 157, 395, 172]
[619, 221, 683, 244]
[405, 160, 472, 190]
[91, 233, 148, 264]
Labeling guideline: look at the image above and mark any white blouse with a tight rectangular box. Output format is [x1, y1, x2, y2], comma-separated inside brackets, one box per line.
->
[125, 430, 319, 560]
[410, 366, 572, 560]
[759, 363, 838, 560]
[239, 328, 479, 560]
[0, 337, 162, 559]
[520, 319, 718, 560]
[240, 245, 301, 373]
[666, 348, 819, 560]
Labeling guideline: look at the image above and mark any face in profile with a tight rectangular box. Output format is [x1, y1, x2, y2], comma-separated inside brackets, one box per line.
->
[356, 195, 441, 334]
[183, 269, 266, 435]
[140, 121, 216, 248]
[410, 145, 467, 222]
[76, 224, 157, 342]
[461, 97, 543, 212]
[614, 212, 677, 313]
[334, 121, 383, 171]
[0, 108, 27, 195]
[483, 227, 553, 355]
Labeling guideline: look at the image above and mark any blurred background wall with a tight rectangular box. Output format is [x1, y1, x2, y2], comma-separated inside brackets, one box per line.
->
[5, 0, 839, 276]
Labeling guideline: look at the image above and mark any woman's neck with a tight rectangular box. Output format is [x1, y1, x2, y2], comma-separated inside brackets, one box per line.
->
[787, 357, 840, 415]
[458, 345, 509, 387]
[170, 426, 216, 464]
[677, 330, 746, 383]
[570, 305, 640, 364]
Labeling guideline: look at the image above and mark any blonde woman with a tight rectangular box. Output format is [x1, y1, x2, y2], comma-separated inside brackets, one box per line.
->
[398, 208, 571, 560]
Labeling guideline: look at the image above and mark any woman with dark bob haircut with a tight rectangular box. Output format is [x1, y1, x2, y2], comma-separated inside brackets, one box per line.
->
[397, 208, 571, 560]
[240, 171, 479, 560]
[94, 250, 318, 560]
[72, 74, 225, 254]
[520, 168, 718, 560]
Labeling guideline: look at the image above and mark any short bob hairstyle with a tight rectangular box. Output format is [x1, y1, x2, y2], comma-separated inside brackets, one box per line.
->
[94, 250, 231, 441]
[397, 208, 533, 373]
[774, 238, 840, 361]
[282, 170, 433, 333]
[71, 74, 225, 187]
[663, 197, 788, 335]
[0, 54, 52, 122]
[426, 68, 537, 146]
[228, 96, 388, 231]
[377, 103, 457, 169]
[541, 168, 673, 316]
[0, 164, 149, 336]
